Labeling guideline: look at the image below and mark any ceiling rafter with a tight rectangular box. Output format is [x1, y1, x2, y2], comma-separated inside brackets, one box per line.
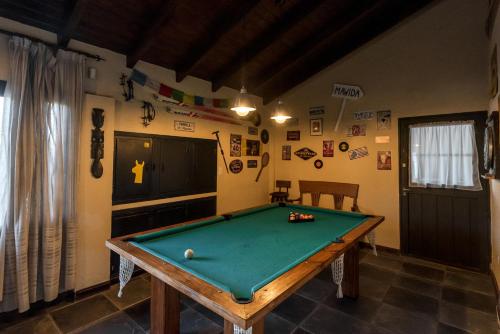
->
[174, 1, 260, 83]
[210, 0, 328, 92]
[258, 0, 433, 103]
[249, 1, 380, 90]
[127, 0, 178, 69]
[57, 0, 90, 47]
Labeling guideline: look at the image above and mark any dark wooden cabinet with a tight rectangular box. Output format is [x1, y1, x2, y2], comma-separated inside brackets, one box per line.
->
[110, 196, 217, 278]
[113, 132, 217, 204]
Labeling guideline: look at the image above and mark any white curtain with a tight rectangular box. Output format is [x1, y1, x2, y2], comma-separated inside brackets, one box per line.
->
[0, 36, 85, 312]
[409, 121, 482, 191]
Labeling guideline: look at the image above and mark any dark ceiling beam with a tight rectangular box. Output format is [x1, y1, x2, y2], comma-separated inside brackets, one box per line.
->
[210, 0, 328, 92]
[175, 1, 260, 83]
[249, 1, 381, 90]
[258, 0, 434, 104]
[127, 0, 178, 69]
[57, 0, 90, 47]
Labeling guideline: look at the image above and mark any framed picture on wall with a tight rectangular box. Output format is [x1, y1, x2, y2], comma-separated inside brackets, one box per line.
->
[310, 118, 323, 136]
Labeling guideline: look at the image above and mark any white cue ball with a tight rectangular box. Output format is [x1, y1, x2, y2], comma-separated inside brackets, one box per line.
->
[184, 249, 194, 259]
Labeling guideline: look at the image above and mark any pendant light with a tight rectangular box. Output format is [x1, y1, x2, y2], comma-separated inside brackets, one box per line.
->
[231, 85, 256, 116]
[270, 98, 291, 124]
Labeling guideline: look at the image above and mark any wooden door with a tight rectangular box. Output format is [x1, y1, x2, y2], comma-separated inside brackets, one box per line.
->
[399, 111, 490, 272]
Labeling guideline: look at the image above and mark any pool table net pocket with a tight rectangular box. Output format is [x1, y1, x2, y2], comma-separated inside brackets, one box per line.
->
[118, 257, 135, 297]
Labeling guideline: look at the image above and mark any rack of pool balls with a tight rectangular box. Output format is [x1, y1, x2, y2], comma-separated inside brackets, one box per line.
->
[288, 211, 315, 223]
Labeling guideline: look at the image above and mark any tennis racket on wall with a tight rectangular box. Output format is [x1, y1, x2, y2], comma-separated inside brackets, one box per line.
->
[256, 152, 270, 182]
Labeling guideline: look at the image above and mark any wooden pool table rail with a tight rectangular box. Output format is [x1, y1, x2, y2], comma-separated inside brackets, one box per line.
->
[106, 210, 384, 331]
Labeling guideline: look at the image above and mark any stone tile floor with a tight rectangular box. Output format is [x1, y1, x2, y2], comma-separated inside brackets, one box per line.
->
[0, 249, 498, 333]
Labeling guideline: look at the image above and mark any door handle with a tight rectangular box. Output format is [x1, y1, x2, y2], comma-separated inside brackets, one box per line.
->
[402, 188, 410, 192]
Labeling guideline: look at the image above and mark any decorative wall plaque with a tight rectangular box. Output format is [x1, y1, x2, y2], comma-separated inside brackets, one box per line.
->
[91, 108, 104, 178]
[229, 159, 243, 174]
[287, 130, 300, 141]
[294, 147, 317, 160]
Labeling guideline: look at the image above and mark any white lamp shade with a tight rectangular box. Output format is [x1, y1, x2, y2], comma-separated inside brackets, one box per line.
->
[231, 86, 256, 116]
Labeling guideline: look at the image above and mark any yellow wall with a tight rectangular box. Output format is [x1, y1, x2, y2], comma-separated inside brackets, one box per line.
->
[267, 0, 489, 249]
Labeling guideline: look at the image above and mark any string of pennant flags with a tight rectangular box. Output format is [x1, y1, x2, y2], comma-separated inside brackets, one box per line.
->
[130, 69, 232, 109]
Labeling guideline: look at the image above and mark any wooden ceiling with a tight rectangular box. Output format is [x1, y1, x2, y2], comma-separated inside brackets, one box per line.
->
[0, 0, 434, 103]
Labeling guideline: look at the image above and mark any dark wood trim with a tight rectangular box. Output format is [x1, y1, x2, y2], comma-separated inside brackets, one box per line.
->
[127, 0, 179, 69]
[486, 0, 500, 38]
[174, 1, 260, 83]
[210, 0, 328, 92]
[57, 0, 90, 47]
[0, 80, 5, 97]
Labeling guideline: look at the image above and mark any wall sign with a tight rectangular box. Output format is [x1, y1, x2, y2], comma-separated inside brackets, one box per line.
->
[377, 110, 391, 130]
[346, 124, 366, 137]
[331, 83, 364, 100]
[229, 159, 243, 173]
[294, 147, 317, 160]
[282, 145, 291, 160]
[314, 159, 323, 169]
[287, 130, 300, 141]
[377, 151, 392, 170]
[174, 120, 195, 132]
[260, 129, 269, 144]
[245, 139, 260, 156]
[248, 126, 258, 135]
[310, 118, 323, 136]
[247, 160, 258, 168]
[230, 134, 241, 157]
[348, 146, 369, 160]
[353, 111, 375, 121]
[309, 106, 325, 116]
[131, 160, 145, 183]
[91, 108, 105, 178]
[375, 136, 390, 144]
[339, 142, 349, 152]
[323, 140, 334, 157]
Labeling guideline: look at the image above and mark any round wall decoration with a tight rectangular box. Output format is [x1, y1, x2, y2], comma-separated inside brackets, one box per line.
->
[261, 129, 269, 144]
[314, 159, 323, 169]
[339, 141, 349, 152]
[229, 159, 244, 174]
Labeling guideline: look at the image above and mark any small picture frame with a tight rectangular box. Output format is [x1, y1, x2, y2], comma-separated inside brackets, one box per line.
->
[310, 118, 323, 136]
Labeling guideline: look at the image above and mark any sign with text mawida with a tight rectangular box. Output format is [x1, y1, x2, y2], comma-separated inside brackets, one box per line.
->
[331, 83, 364, 100]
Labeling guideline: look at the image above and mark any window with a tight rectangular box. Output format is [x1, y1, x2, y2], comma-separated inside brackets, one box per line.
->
[409, 121, 482, 190]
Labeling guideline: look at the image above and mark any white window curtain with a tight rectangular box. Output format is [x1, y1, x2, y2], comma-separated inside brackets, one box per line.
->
[0, 36, 85, 313]
[409, 121, 482, 191]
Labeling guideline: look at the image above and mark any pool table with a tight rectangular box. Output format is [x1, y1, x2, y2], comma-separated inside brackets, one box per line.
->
[106, 203, 384, 334]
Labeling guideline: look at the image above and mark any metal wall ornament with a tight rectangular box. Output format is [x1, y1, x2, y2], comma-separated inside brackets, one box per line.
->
[229, 159, 244, 174]
[260, 129, 269, 144]
[141, 101, 156, 127]
[91, 108, 105, 178]
[294, 147, 317, 160]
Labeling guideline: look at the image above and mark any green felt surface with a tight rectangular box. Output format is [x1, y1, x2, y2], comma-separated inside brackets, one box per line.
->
[130, 204, 368, 302]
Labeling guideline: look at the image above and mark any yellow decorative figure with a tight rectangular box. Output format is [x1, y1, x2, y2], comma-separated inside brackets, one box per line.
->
[131, 160, 145, 184]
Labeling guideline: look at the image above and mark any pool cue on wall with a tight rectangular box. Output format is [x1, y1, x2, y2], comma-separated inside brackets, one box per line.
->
[212, 131, 229, 174]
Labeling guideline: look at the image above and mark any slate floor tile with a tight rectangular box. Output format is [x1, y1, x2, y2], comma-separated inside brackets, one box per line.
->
[124, 299, 150, 331]
[50, 294, 118, 333]
[403, 256, 447, 270]
[180, 308, 222, 334]
[360, 263, 397, 283]
[444, 271, 496, 296]
[393, 274, 442, 299]
[192, 303, 224, 326]
[315, 267, 333, 282]
[441, 286, 497, 314]
[78, 312, 145, 334]
[302, 305, 373, 334]
[373, 304, 437, 334]
[104, 277, 151, 309]
[401, 262, 445, 282]
[439, 301, 498, 334]
[383, 286, 439, 319]
[264, 313, 296, 334]
[273, 294, 317, 325]
[1, 315, 59, 334]
[360, 252, 403, 272]
[359, 275, 391, 301]
[323, 294, 381, 322]
[296, 278, 335, 302]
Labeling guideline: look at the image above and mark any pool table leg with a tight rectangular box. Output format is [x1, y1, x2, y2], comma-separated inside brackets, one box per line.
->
[342, 243, 359, 299]
[151, 276, 180, 334]
[224, 319, 264, 334]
